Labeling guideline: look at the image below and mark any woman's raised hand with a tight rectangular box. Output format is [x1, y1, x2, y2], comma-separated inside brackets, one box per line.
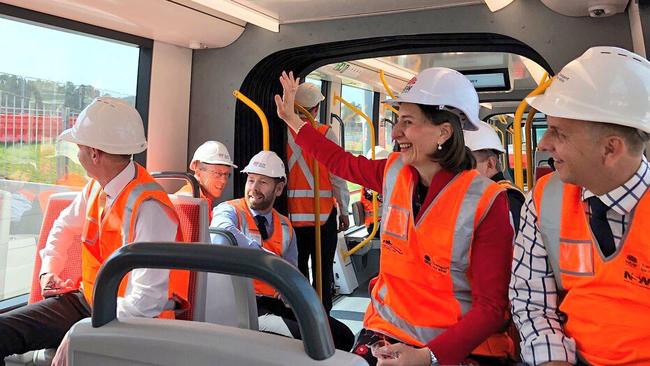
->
[274, 71, 305, 132]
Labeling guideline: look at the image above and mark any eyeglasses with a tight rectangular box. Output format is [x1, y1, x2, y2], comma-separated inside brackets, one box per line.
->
[198, 167, 231, 179]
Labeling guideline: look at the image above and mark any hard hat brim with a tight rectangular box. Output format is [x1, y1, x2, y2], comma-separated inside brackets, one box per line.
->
[382, 97, 481, 131]
[192, 158, 238, 168]
[58, 128, 147, 155]
[240, 167, 286, 180]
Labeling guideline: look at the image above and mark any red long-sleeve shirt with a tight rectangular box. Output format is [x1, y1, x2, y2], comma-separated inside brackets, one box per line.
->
[296, 124, 513, 364]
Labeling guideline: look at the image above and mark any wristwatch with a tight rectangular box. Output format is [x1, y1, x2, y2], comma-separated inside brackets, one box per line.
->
[429, 349, 440, 366]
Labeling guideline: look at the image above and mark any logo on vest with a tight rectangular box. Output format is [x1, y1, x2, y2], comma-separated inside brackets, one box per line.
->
[625, 255, 638, 268]
[423, 254, 449, 275]
[624, 270, 650, 289]
[381, 239, 403, 255]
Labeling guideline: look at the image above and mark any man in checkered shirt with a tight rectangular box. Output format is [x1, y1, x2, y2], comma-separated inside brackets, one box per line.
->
[509, 46, 650, 366]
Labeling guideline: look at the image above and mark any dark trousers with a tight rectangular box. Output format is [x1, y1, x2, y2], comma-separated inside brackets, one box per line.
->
[0, 291, 90, 365]
[295, 209, 338, 313]
[256, 296, 354, 352]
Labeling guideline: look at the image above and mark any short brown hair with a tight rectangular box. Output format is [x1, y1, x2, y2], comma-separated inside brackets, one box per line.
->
[417, 105, 476, 173]
[590, 122, 650, 154]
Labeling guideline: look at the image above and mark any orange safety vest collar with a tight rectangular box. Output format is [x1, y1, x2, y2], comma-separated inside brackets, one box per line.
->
[81, 163, 183, 310]
[534, 173, 650, 366]
[227, 198, 293, 296]
[286, 123, 335, 226]
[364, 153, 505, 348]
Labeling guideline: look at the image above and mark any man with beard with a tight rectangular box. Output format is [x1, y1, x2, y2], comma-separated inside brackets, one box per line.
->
[210, 150, 354, 351]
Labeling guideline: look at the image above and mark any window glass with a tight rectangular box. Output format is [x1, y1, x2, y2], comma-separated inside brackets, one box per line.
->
[0, 16, 140, 301]
[339, 84, 374, 211]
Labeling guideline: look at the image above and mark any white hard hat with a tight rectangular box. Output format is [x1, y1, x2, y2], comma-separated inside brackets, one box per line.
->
[365, 145, 390, 159]
[191, 140, 237, 168]
[242, 151, 286, 179]
[385, 67, 481, 131]
[58, 97, 147, 154]
[295, 82, 325, 109]
[527, 46, 650, 133]
[464, 121, 505, 153]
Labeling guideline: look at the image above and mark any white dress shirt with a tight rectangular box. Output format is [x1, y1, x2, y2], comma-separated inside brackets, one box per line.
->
[40, 161, 179, 318]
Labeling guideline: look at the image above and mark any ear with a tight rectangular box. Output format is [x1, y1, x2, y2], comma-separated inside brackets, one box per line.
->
[190, 161, 199, 172]
[438, 122, 453, 144]
[90, 148, 101, 163]
[487, 155, 498, 171]
[274, 180, 286, 197]
[602, 135, 626, 166]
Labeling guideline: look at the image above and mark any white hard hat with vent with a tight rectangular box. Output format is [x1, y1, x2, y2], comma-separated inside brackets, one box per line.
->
[295, 82, 325, 109]
[384, 67, 482, 131]
[527, 46, 650, 133]
[365, 145, 390, 159]
[58, 97, 147, 154]
[242, 151, 286, 179]
[464, 121, 505, 153]
[191, 140, 237, 168]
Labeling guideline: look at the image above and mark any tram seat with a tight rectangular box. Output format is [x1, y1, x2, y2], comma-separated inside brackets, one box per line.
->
[351, 201, 365, 227]
[9, 192, 210, 366]
[534, 150, 555, 182]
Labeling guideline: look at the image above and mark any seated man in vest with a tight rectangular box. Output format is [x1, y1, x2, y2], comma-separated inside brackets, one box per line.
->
[288, 82, 350, 313]
[177, 140, 236, 215]
[510, 47, 650, 365]
[465, 121, 525, 233]
[0, 97, 180, 366]
[210, 150, 354, 351]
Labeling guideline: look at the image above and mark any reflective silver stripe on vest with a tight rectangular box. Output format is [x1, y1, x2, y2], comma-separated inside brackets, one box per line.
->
[287, 133, 317, 191]
[450, 174, 496, 315]
[381, 154, 404, 224]
[370, 290, 446, 344]
[538, 173, 567, 291]
[287, 189, 333, 198]
[288, 213, 330, 222]
[121, 181, 168, 246]
[280, 215, 292, 254]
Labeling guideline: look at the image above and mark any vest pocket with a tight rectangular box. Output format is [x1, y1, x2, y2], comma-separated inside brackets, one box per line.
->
[559, 239, 595, 276]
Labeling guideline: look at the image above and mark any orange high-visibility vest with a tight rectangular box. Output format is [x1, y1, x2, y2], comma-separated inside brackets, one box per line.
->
[496, 179, 525, 202]
[227, 198, 293, 296]
[81, 163, 184, 312]
[360, 187, 382, 227]
[177, 181, 214, 220]
[286, 123, 335, 226]
[534, 173, 650, 366]
[364, 153, 507, 350]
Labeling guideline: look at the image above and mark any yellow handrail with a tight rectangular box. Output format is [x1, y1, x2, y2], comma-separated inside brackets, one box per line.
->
[294, 103, 323, 300]
[524, 108, 537, 191]
[332, 95, 379, 259]
[379, 70, 400, 116]
[233, 90, 269, 151]
[491, 124, 507, 171]
[512, 75, 553, 189]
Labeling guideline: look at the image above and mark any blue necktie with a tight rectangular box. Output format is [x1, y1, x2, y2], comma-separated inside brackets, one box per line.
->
[587, 196, 616, 257]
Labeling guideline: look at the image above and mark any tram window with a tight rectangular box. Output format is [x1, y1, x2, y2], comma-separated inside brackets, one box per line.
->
[0, 16, 140, 301]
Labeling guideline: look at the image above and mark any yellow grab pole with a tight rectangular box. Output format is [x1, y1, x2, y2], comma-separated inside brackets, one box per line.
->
[512, 75, 553, 189]
[233, 90, 269, 151]
[491, 125, 507, 174]
[524, 108, 537, 191]
[294, 103, 323, 300]
[379, 70, 400, 116]
[332, 95, 379, 259]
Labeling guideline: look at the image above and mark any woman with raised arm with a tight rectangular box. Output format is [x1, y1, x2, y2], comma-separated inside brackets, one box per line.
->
[275, 69, 514, 366]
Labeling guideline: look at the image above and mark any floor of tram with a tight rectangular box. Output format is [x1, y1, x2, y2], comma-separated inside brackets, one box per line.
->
[331, 279, 371, 337]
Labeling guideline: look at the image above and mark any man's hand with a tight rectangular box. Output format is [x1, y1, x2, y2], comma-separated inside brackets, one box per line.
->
[338, 215, 350, 232]
[40, 273, 75, 298]
[376, 343, 431, 366]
